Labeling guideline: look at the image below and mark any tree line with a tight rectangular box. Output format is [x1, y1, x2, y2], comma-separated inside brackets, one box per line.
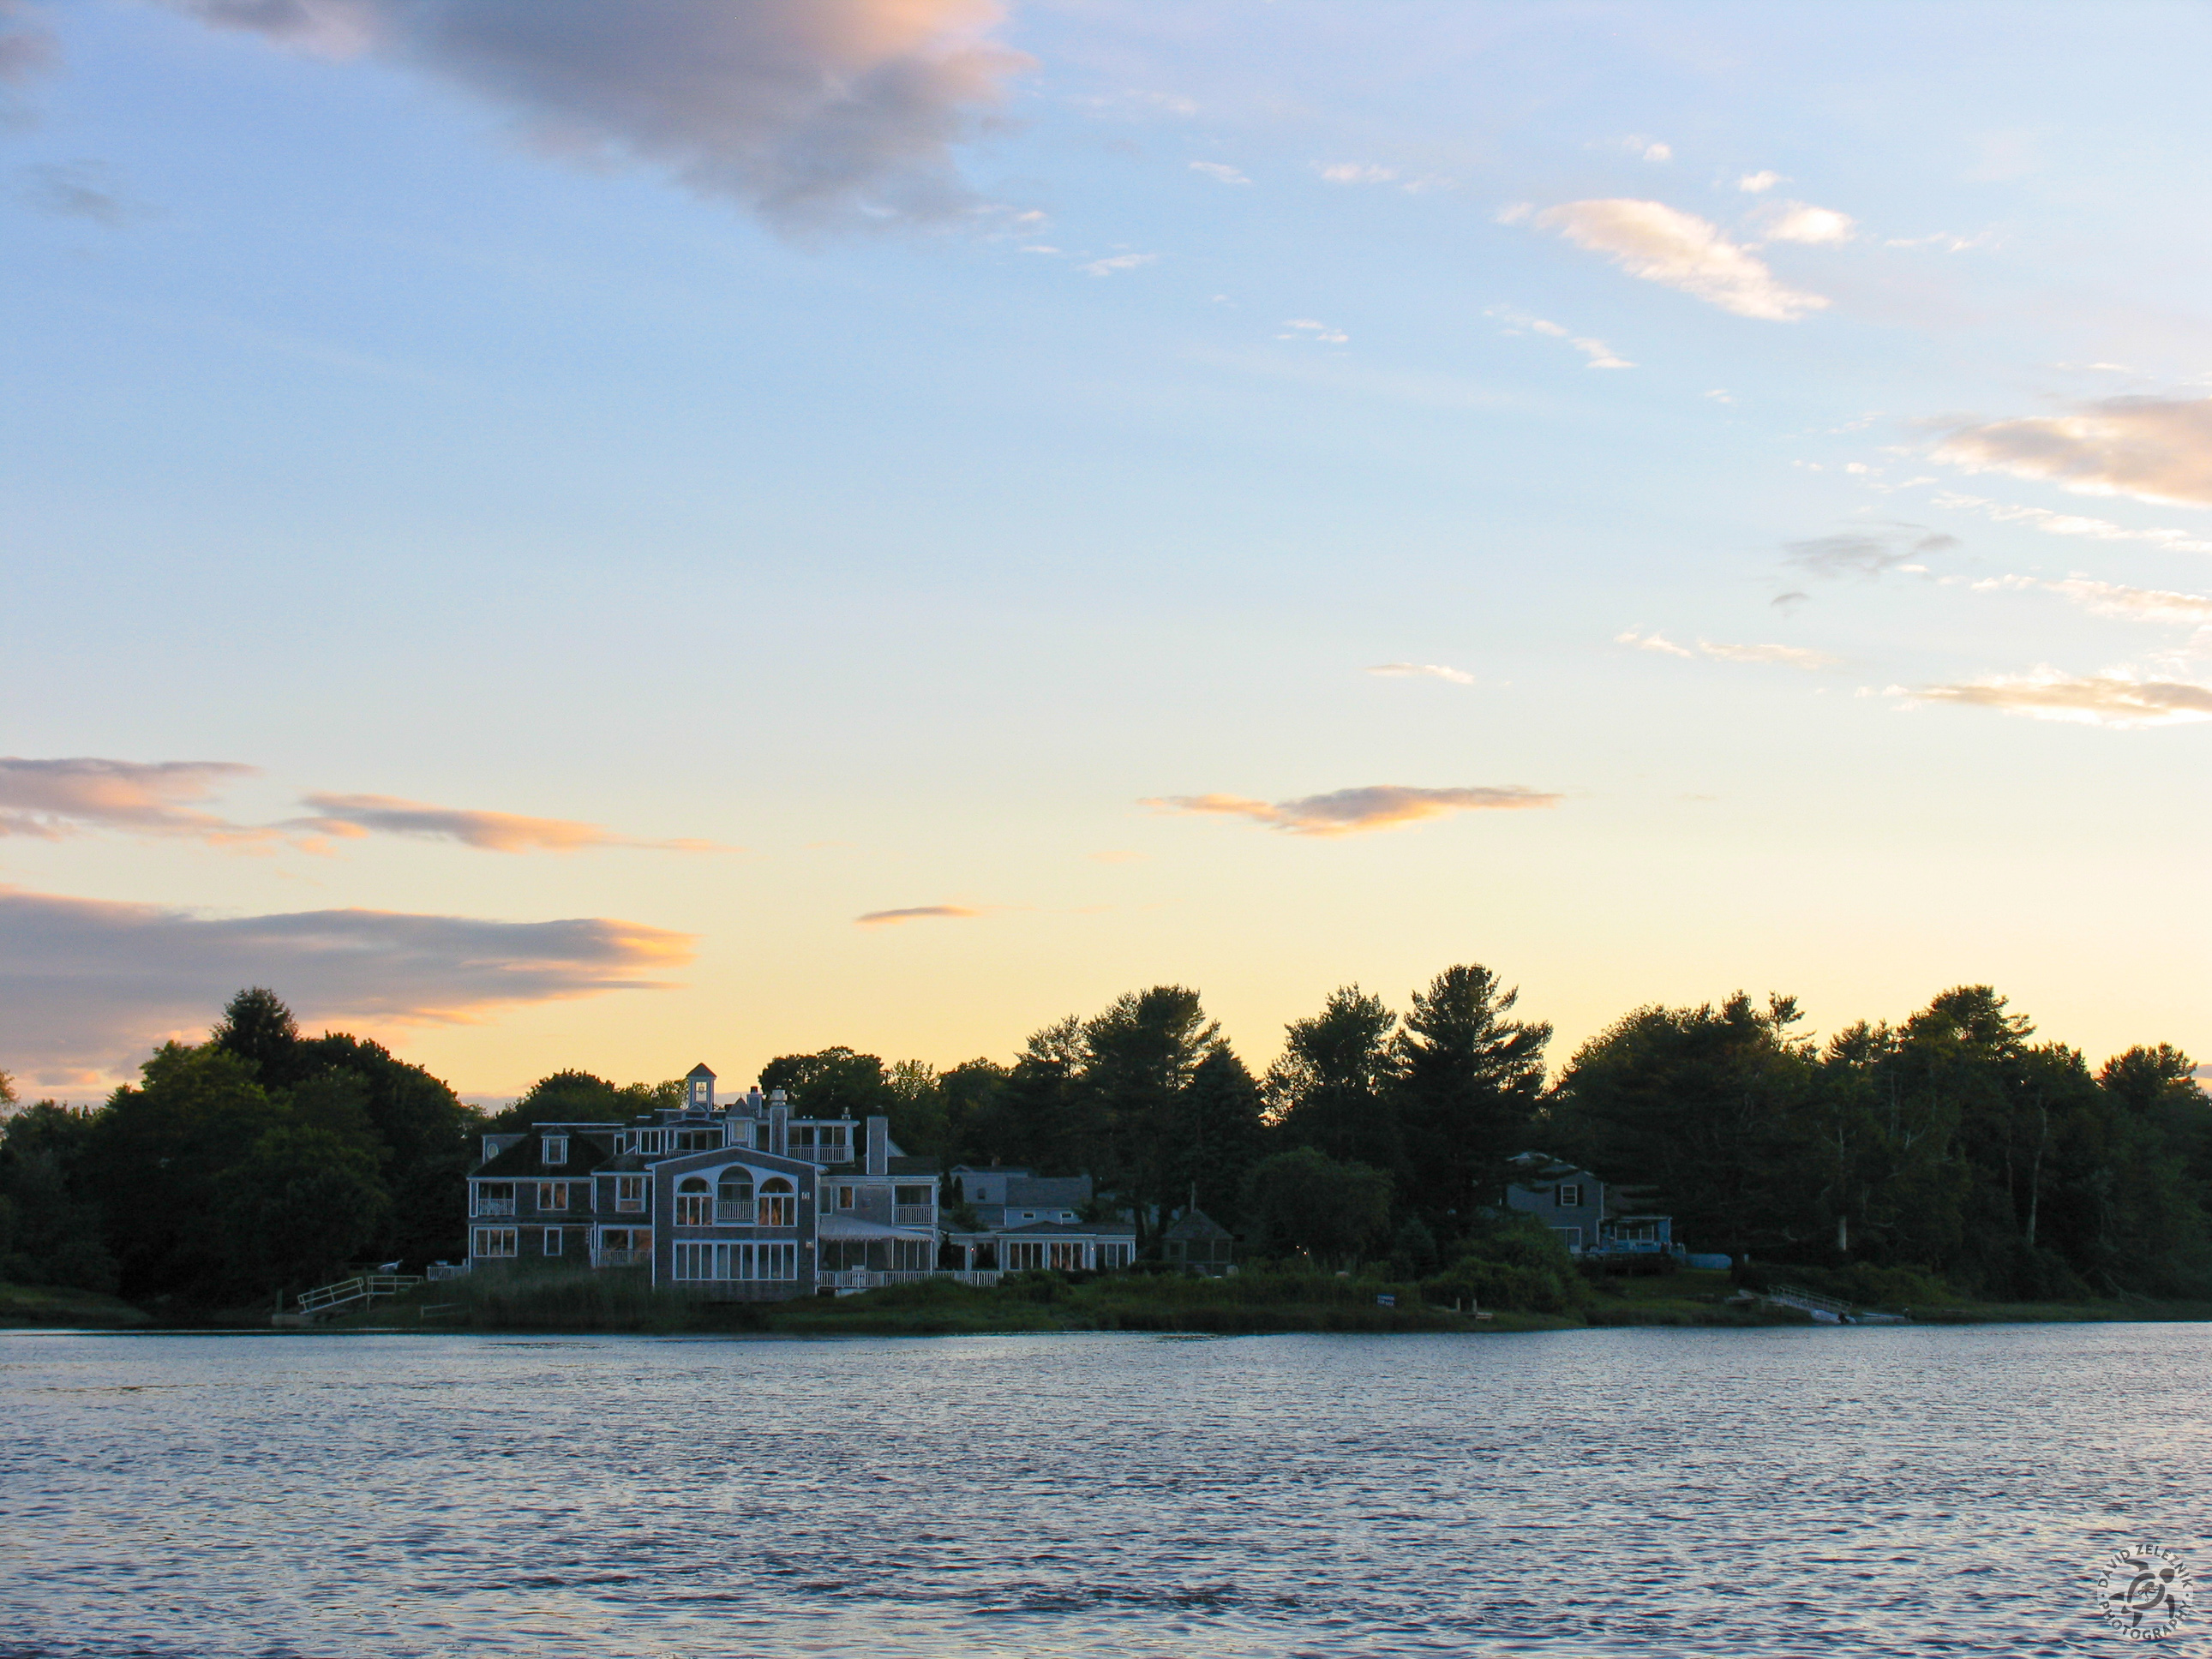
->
[2, 971, 2205, 1308]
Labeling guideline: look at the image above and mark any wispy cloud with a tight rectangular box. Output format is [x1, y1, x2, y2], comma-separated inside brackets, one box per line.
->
[1143, 784, 1559, 837]
[1534, 199, 1827, 320]
[1618, 135, 1671, 163]
[1276, 317, 1348, 343]
[0, 0, 57, 125]
[1617, 633, 1836, 668]
[0, 758, 266, 843]
[1485, 305, 1633, 369]
[1784, 530, 1957, 578]
[1697, 640, 1840, 668]
[0, 885, 694, 1087]
[1933, 397, 2212, 509]
[1737, 171, 1782, 194]
[1318, 162, 1394, 183]
[1189, 160, 1250, 185]
[1616, 630, 1693, 657]
[1082, 251, 1156, 276]
[1753, 200, 1855, 245]
[1972, 575, 2212, 628]
[1900, 671, 2212, 728]
[1927, 490, 2212, 552]
[165, 0, 1032, 234]
[1364, 662, 1475, 685]
[855, 904, 986, 925]
[293, 794, 726, 853]
[15, 160, 138, 224]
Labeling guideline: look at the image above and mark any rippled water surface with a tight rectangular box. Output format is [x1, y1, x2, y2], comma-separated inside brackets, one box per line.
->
[4, 1323, 2207, 1656]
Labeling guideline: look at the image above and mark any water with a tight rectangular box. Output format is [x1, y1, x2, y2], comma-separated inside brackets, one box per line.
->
[3, 1323, 2204, 1656]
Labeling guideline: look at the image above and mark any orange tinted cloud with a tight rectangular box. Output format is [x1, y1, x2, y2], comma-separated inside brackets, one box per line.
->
[855, 904, 986, 926]
[0, 885, 695, 1087]
[0, 757, 267, 843]
[1143, 784, 1561, 836]
[296, 794, 728, 853]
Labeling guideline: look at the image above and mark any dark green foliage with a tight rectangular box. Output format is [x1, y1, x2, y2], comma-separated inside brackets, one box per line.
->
[1241, 1145, 1393, 1261]
[1178, 1048, 1266, 1225]
[0, 1100, 118, 1293]
[1394, 965, 1550, 1224]
[1268, 985, 1400, 1168]
[1388, 1215, 1440, 1279]
[1423, 1215, 1587, 1314]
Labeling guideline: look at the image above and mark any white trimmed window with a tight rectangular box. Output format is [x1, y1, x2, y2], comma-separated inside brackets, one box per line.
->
[836, 1185, 856, 1210]
[615, 1175, 646, 1213]
[675, 1177, 712, 1226]
[543, 1135, 568, 1165]
[473, 1227, 518, 1259]
[543, 1229, 565, 1255]
[672, 1242, 799, 1282]
[757, 1177, 795, 1228]
[537, 1181, 569, 1211]
[1556, 1184, 1582, 1209]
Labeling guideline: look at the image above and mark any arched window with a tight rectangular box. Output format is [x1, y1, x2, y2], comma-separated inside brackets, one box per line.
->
[758, 1177, 796, 1228]
[716, 1172, 752, 1222]
[675, 1175, 711, 1226]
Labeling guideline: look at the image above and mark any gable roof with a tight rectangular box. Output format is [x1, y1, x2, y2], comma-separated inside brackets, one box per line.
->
[1164, 1207, 1232, 1241]
[476, 1129, 615, 1178]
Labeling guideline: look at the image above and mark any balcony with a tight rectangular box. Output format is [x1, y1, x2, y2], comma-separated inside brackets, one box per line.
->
[591, 1248, 650, 1269]
[819, 1267, 1000, 1293]
[474, 1199, 517, 1217]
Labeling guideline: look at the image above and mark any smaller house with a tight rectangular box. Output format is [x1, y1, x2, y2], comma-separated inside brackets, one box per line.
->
[944, 1165, 1136, 1273]
[1161, 1207, 1236, 1277]
[1505, 1152, 1684, 1264]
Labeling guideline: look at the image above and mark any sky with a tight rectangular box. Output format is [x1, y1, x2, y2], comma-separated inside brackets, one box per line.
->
[3, 0, 2209, 1100]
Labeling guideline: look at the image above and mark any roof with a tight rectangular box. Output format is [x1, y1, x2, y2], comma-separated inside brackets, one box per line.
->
[476, 1130, 614, 1178]
[1005, 1175, 1092, 1207]
[886, 1156, 938, 1177]
[686, 1062, 716, 1079]
[1163, 1207, 1232, 1242]
[950, 1221, 1136, 1239]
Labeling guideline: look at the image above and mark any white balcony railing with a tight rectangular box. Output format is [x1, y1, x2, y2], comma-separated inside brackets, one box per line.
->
[818, 1268, 1000, 1292]
[474, 1199, 516, 1217]
[591, 1248, 650, 1269]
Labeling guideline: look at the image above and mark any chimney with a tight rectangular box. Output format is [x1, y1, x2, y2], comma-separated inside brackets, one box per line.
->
[866, 1115, 889, 1177]
[768, 1088, 788, 1158]
[746, 1084, 764, 1114]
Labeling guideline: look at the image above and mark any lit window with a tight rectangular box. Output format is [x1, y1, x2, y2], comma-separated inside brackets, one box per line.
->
[676, 1176, 712, 1226]
[615, 1175, 646, 1213]
[473, 1227, 518, 1259]
[758, 1177, 796, 1228]
[543, 1135, 568, 1165]
[536, 1182, 568, 1211]
[837, 1186, 855, 1209]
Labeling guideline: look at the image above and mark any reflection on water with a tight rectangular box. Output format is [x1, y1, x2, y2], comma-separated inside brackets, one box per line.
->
[3, 1323, 2204, 1656]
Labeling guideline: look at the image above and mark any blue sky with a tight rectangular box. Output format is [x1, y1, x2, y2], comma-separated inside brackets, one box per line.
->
[3, 0, 2208, 1094]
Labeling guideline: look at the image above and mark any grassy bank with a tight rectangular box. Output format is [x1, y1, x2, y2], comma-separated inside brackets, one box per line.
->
[0, 1279, 153, 1327]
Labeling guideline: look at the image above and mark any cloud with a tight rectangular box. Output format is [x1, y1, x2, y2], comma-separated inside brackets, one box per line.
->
[1754, 201, 1855, 245]
[165, 0, 1031, 233]
[1933, 397, 2212, 508]
[1929, 492, 2212, 554]
[1737, 171, 1782, 193]
[0, 885, 693, 1087]
[1784, 530, 1955, 578]
[0, 758, 265, 842]
[1618, 634, 1837, 669]
[1319, 162, 1394, 184]
[854, 904, 985, 925]
[15, 160, 136, 224]
[1619, 135, 1671, 162]
[1277, 317, 1348, 344]
[1485, 305, 1633, 369]
[1903, 671, 2212, 728]
[1143, 784, 1559, 837]
[1534, 199, 1828, 320]
[1973, 575, 2212, 628]
[0, 0, 57, 123]
[1082, 251, 1155, 275]
[292, 793, 724, 853]
[1696, 640, 1840, 669]
[1189, 160, 1249, 185]
[1364, 662, 1475, 685]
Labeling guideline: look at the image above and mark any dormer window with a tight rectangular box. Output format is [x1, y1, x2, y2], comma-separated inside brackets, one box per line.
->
[543, 1135, 568, 1165]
